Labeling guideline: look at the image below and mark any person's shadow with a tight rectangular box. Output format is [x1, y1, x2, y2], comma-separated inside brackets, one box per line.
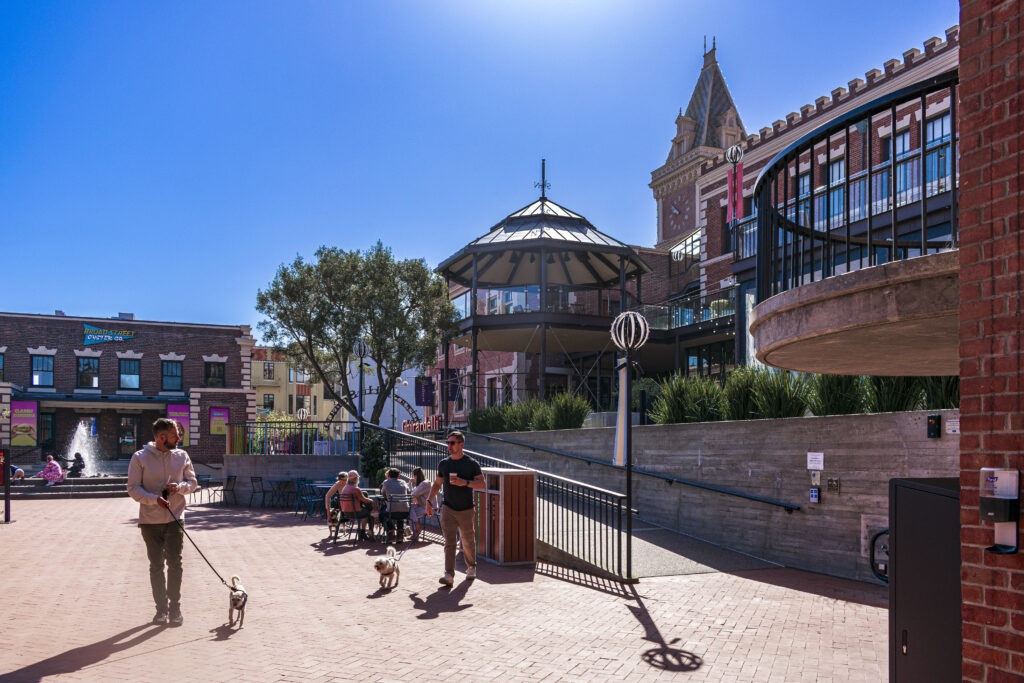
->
[3, 623, 165, 682]
[408, 580, 474, 620]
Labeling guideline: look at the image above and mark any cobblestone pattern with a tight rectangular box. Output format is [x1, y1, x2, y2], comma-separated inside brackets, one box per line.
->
[0, 498, 886, 681]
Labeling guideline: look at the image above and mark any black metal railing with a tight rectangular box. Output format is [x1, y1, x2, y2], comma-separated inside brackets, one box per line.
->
[732, 214, 757, 260]
[226, 421, 360, 456]
[754, 70, 959, 302]
[362, 423, 633, 581]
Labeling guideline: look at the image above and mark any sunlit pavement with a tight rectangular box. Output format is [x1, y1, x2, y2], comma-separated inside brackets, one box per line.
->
[0, 498, 887, 682]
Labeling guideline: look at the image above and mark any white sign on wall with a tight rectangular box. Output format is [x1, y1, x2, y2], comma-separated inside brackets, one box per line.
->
[807, 452, 824, 470]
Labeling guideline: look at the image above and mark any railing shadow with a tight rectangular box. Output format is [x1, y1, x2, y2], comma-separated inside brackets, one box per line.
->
[535, 562, 633, 598]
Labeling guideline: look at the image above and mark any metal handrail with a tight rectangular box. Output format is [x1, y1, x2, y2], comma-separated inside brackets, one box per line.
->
[466, 429, 801, 513]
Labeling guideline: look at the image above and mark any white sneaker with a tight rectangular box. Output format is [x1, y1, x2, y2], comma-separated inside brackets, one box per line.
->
[466, 566, 477, 580]
[439, 572, 454, 586]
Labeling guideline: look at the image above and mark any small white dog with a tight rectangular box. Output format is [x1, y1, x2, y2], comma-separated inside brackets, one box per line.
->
[229, 575, 247, 628]
[374, 546, 400, 589]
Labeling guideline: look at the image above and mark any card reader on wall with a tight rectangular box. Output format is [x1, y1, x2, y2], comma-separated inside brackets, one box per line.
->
[980, 468, 1020, 554]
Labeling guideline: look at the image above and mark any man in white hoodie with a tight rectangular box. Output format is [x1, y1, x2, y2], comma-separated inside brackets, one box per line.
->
[127, 418, 198, 626]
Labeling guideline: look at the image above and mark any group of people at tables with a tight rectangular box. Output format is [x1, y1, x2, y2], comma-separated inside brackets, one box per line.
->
[322, 466, 435, 543]
[7, 453, 86, 486]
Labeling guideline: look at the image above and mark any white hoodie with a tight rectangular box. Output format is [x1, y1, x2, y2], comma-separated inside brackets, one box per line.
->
[127, 443, 198, 525]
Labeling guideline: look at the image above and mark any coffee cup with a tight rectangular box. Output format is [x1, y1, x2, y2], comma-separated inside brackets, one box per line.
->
[449, 473, 457, 485]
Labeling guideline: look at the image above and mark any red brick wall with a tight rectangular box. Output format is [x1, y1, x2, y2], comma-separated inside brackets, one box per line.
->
[958, 1, 1024, 679]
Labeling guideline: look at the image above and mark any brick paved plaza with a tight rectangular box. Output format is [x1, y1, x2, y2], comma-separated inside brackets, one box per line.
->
[1, 498, 887, 682]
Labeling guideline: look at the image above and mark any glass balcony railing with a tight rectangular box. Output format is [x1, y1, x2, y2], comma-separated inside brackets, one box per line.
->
[451, 285, 632, 321]
[630, 287, 736, 331]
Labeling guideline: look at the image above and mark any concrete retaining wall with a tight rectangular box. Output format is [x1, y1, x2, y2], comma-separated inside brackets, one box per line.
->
[465, 409, 959, 583]
[223, 455, 360, 504]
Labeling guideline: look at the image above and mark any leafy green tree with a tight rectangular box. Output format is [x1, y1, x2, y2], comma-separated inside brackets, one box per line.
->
[256, 242, 457, 424]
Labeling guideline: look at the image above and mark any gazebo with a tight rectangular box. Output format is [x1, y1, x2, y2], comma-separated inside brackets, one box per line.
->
[436, 186, 651, 411]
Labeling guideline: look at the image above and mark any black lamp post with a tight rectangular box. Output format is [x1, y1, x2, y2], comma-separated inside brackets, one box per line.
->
[610, 310, 650, 580]
[353, 340, 368, 422]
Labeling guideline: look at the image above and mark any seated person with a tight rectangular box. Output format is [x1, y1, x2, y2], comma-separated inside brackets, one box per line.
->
[408, 467, 435, 542]
[36, 455, 64, 487]
[66, 453, 86, 478]
[379, 468, 411, 543]
[9, 464, 26, 482]
[323, 470, 375, 540]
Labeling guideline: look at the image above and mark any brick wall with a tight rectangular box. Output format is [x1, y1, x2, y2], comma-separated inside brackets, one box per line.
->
[958, 1, 1024, 680]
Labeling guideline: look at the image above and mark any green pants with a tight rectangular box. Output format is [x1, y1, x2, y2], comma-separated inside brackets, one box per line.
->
[140, 521, 184, 609]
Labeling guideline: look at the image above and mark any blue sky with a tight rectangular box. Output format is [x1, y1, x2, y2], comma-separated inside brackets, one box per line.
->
[0, 1, 959, 332]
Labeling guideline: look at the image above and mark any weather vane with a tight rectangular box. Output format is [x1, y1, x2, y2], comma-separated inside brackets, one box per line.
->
[534, 158, 550, 199]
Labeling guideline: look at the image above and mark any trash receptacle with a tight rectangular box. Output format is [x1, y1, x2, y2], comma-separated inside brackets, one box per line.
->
[474, 467, 535, 566]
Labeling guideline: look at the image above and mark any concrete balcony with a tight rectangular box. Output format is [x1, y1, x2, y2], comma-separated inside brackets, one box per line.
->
[749, 250, 958, 375]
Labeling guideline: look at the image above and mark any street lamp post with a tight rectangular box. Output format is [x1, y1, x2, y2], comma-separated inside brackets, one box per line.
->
[353, 340, 368, 422]
[610, 310, 650, 581]
[392, 379, 409, 429]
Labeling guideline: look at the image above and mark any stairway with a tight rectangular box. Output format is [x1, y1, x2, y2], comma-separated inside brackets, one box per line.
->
[7, 476, 128, 500]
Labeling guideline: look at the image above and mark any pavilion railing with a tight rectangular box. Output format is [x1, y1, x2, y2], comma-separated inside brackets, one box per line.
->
[226, 421, 360, 456]
[754, 70, 959, 302]
[363, 422, 633, 582]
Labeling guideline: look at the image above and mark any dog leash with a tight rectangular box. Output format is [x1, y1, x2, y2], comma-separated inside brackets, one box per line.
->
[165, 503, 234, 591]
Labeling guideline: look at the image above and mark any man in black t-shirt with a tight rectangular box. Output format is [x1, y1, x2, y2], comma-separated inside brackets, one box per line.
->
[426, 431, 484, 586]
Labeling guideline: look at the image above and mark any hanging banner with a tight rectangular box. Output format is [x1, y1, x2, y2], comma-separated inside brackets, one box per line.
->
[415, 376, 435, 407]
[11, 401, 38, 447]
[167, 404, 190, 447]
[612, 361, 628, 467]
[210, 408, 229, 435]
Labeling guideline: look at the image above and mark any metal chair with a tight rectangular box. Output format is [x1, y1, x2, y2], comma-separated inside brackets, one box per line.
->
[195, 475, 213, 504]
[381, 492, 412, 542]
[298, 482, 319, 520]
[334, 493, 372, 543]
[260, 478, 279, 507]
[248, 477, 266, 507]
[222, 475, 237, 506]
[293, 479, 311, 515]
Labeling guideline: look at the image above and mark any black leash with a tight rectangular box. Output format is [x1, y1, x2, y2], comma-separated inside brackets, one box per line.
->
[165, 502, 233, 591]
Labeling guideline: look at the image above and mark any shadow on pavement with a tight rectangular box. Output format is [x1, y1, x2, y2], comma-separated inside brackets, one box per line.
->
[535, 563, 632, 597]
[627, 584, 704, 673]
[2, 623, 165, 682]
[408, 581, 474, 619]
[727, 567, 887, 608]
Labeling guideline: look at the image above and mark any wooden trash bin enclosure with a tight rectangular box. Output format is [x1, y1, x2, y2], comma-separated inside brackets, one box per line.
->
[474, 467, 536, 566]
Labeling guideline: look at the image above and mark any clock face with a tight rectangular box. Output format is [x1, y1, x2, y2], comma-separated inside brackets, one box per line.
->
[663, 186, 693, 240]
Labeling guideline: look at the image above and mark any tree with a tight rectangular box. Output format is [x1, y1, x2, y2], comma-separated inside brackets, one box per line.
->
[256, 242, 457, 424]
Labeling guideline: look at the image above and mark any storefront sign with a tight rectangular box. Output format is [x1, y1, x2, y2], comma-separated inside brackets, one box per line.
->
[167, 404, 190, 447]
[415, 376, 434, 407]
[10, 401, 38, 447]
[210, 408, 229, 435]
[84, 324, 136, 346]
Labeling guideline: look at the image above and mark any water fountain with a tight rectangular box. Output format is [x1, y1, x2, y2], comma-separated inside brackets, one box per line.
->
[65, 420, 99, 477]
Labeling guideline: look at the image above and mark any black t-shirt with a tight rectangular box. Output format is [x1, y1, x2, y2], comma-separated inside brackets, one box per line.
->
[438, 455, 483, 511]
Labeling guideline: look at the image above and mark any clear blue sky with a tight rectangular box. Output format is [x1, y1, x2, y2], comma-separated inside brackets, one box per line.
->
[0, 1, 958, 333]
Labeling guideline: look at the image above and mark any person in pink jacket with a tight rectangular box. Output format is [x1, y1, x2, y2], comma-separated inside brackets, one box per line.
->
[36, 455, 64, 486]
[127, 418, 197, 627]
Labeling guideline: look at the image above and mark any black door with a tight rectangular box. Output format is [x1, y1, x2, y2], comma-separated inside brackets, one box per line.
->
[890, 477, 961, 682]
[118, 416, 139, 458]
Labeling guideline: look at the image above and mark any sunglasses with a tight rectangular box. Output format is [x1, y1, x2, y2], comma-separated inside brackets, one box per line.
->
[446, 441, 459, 446]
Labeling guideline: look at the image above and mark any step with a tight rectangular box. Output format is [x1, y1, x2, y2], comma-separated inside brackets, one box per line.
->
[9, 490, 127, 500]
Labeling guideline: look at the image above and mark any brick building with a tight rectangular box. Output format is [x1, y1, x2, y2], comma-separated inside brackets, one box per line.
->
[0, 311, 256, 468]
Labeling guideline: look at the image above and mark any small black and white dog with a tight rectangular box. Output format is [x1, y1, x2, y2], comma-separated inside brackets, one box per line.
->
[374, 546, 400, 589]
[229, 575, 247, 628]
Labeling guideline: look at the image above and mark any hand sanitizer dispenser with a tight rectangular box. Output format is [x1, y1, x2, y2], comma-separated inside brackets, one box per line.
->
[980, 468, 1020, 554]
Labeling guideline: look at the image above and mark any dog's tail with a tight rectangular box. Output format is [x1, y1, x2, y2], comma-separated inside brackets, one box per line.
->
[230, 574, 241, 587]
[386, 545, 396, 558]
